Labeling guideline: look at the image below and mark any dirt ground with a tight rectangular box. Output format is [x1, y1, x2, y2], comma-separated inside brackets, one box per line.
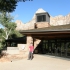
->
[0, 54, 25, 62]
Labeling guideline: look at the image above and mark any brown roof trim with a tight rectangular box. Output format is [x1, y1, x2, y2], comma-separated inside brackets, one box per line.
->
[20, 24, 70, 33]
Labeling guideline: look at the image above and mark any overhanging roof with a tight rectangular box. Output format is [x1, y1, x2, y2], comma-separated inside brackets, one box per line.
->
[20, 24, 70, 34]
[19, 24, 70, 39]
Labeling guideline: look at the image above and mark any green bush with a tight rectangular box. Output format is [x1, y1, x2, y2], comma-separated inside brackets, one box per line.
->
[0, 42, 2, 50]
[0, 39, 6, 50]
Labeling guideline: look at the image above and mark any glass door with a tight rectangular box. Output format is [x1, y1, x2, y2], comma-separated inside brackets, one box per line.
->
[56, 42, 61, 56]
[61, 42, 65, 57]
[66, 42, 70, 58]
[51, 42, 55, 55]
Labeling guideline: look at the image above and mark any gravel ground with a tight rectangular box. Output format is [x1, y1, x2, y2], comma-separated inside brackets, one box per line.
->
[0, 54, 70, 70]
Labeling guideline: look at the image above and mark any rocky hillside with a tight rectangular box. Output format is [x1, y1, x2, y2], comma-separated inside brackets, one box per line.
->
[15, 8, 70, 30]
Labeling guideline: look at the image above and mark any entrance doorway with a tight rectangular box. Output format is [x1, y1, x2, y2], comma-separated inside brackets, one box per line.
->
[34, 39, 70, 58]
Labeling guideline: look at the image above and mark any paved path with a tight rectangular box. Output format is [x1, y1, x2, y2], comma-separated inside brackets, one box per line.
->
[0, 54, 70, 70]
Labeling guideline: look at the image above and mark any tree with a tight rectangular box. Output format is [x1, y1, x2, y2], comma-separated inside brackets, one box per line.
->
[0, 12, 22, 40]
[0, 12, 16, 40]
[0, 0, 17, 12]
[0, 12, 23, 50]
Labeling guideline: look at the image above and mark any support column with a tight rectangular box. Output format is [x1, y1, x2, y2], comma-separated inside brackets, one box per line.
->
[25, 35, 33, 57]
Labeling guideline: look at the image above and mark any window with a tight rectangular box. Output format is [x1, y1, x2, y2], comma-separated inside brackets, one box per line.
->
[37, 15, 46, 22]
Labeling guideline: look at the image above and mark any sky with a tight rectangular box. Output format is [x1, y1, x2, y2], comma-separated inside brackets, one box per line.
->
[0, 0, 70, 26]
[11, 0, 70, 23]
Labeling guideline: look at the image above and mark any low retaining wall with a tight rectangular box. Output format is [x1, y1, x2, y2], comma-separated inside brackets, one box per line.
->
[6, 47, 19, 54]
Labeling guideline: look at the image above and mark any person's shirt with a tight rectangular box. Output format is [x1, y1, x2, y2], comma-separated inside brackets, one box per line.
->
[29, 45, 34, 52]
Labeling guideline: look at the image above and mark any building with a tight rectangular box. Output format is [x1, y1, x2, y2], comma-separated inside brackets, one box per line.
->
[6, 9, 70, 58]
[20, 9, 70, 58]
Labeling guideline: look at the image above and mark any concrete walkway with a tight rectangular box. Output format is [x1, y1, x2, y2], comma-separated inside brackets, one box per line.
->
[0, 54, 70, 70]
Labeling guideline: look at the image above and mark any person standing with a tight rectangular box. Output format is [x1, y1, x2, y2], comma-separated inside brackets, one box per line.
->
[28, 43, 34, 60]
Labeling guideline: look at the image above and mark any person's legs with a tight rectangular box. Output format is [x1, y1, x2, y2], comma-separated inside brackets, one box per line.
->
[28, 52, 31, 60]
[28, 52, 33, 60]
[31, 52, 33, 60]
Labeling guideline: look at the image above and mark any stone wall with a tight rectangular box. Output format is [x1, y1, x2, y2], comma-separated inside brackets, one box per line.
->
[18, 44, 26, 50]
[50, 14, 70, 26]
[35, 22, 50, 28]
[6, 47, 19, 54]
